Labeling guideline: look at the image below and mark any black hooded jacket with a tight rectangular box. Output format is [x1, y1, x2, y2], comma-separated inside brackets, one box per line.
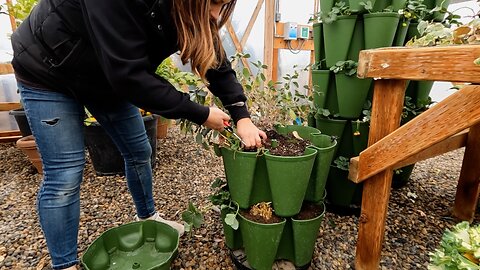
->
[11, 0, 250, 125]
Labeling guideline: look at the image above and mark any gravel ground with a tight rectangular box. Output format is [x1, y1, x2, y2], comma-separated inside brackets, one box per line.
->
[0, 125, 472, 270]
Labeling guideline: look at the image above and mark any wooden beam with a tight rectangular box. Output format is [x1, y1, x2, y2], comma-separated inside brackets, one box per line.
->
[349, 129, 468, 182]
[355, 79, 406, 270]
[5, 0, 16, 32]
[357, 45, 480, 83]
[264, 0, 275, 82]
[240, 0, 264, 47]
[353, 85, 480, 182]
[0, 63, 14, 75]
[0, 130, 21, 137]
[0, 102, 21, 111]
[0, 136, 21, 143]
[452, 123, 480, 222]
[226, 21, 252, 75]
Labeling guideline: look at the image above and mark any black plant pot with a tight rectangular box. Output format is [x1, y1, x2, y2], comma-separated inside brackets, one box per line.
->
[9, 108, 32, 137]
[85, 115, 158, 176]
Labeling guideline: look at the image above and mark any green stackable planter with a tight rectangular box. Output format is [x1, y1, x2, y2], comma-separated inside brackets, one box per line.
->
[363, 12, 401, 49]
[335, 74, 372, 119]
[220, 148, 258, 209]
[315, 115, 348, 139]
[326, 166, 361, 207]
[312, 69, 331, 109]
[393, 20, 411, 47]
[305, 134, 337, 202]
[313, 23, 325, 69]
[372, 0, 392, 11]
[265, 147, 318, 217]
[323, 15, 358, 67]
[221, 125, 331, 268]
[324, 76, 339, 114]
[351, 120, 370, 156]
[239, 214, 286, 270]
[82, 221, 179, 270]
[221, 209, 243, 250]
[347, 17, 365, 62]
[291, 204, 325, 267]
[423, 0, 451, 21]
[320, 0, 337, 14]
[391, 0, 407, 11]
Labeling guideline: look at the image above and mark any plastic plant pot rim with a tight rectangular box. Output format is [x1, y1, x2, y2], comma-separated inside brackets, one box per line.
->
[363, 12, 401, 19]
[264, 147, 318, 160]
[238, 212, 286, 226]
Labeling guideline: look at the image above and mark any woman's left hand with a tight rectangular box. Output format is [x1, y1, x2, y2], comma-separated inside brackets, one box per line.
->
[235, 118, 267, 149]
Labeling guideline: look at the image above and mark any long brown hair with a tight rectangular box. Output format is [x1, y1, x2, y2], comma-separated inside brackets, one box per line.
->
[172, 0, 237, 81]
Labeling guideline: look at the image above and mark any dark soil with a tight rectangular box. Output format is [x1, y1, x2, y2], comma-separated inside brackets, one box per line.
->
[294, 202, 324, 220]
[240, 209, 284, 224]
[263, 130, 310, 156]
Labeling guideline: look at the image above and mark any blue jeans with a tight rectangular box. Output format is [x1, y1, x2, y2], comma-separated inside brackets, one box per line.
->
[19, 83, 156, 269]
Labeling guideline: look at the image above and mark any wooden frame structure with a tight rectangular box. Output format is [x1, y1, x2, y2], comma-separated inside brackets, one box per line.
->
[348, 45, 480, 269]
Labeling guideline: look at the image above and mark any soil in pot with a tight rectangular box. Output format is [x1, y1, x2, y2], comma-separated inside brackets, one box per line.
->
[293, 202, 324, 220]
[240, 202, 283, 224]
[263, 130, 310, 156]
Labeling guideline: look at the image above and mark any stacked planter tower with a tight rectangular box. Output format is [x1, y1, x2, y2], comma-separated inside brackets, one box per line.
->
[218, 125, 337, 269]
[310, 0, 450, 212]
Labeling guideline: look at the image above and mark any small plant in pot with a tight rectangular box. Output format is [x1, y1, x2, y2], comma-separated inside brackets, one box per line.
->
[238, 202, 286, 270]
[207, 177, 242, 250]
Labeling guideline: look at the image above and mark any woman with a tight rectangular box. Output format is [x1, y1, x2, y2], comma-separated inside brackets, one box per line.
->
[11, 0, 267, 269]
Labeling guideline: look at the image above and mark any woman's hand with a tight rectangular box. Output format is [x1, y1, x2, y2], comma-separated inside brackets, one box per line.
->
[236, 118, 267, 149]
[203, 107, 230, 131]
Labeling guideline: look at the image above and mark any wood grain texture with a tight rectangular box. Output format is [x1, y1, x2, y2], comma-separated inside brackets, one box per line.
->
[355, 80, 405, 270]
[349, 129, 469, 182]
[263, 0, 275, 82]
[452, 123, 480, 221]
[357, 45, 480, 83]
[0, 102, 21, 111]
[356, 85, 480, 182]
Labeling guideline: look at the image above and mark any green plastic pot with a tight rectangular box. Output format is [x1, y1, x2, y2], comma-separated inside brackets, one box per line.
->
[320, 0, 336, 14]
[305, 134, 337, 202]
[335, 73, 372, 119]
[312, 69, 331, 109]
[313, 23, 325, 69]
[324, 74, 339, 113]
[239, 214, 286, 270]
[351, 120, 370, 156]
[315, 116, 348, 139]
[220, 148, 258, 209]
[275, 219, 295, 262]
[265, 148, 318, 217]
[416, 80, 434, 107]
[347, 17, 365, 62]
[326, 166, 361, 207]
[323, 15, 358, 67]
[391, 0, 407, 11]
[82, 221, 179, 270]
[291, 203, 325, 267]
[405, 22, 420, 44]
[363, 12, 400, 49]
[248, 155, 273, 206]
[274, 124, 321, 141]
[393, 20, 411, 47]
[372, 0, 392, 12]
[221, 209, 243, 250]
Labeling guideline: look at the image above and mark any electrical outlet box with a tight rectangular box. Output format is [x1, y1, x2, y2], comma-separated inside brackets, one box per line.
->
[283, 22, 297, 40]
[297, 26, 310, 39]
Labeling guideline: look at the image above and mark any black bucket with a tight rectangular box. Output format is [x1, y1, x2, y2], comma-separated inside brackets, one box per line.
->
[85, 115, 158, 176]
[9, 108, 32, 137]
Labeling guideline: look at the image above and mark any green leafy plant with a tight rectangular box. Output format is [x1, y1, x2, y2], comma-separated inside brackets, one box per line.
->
[181, 201, 205, 237]
[330, 60, 358, 76]
[318, 108, 339, 119]
[208, 178, 239, 230]
[360, 1, 374, 13]
[1, 0, 37, 27]
[398, 0, 428, 25]
[428, 221, 480, 269]
[332, 156, 350, 171]
[321, 2, 352, 24]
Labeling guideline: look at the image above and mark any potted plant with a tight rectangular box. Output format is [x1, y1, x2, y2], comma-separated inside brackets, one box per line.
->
[330, 60, 372, 119]
[238, 202, 286, 270]
[84, 108, 158, 176]
[361, 1, 401, 49]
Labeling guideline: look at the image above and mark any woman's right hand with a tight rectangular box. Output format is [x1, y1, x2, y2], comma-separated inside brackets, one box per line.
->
[203, 107, 230, 131]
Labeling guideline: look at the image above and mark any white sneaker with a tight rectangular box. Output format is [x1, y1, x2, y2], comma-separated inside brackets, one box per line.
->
[136, 212, 185, 237]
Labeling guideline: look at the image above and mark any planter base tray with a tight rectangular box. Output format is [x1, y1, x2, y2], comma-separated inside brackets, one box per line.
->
[229, 249, 310, 270]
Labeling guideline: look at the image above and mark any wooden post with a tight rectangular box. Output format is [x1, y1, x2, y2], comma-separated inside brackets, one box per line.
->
[452, 123, 480, 221]
[5, 0, 16, 32]
[355, 79, 406, 270]
[263, 0, 275, 82]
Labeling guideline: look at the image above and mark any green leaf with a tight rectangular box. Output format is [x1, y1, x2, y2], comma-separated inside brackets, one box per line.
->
[225, 214, 239, 230]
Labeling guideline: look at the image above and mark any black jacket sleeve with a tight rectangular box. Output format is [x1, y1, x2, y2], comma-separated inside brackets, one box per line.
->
[79, 0, 209, 125]
[206, 58, 251, 123]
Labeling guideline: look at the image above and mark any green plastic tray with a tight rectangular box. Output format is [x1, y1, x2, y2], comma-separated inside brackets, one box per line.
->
[82, 220, 179, 270]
